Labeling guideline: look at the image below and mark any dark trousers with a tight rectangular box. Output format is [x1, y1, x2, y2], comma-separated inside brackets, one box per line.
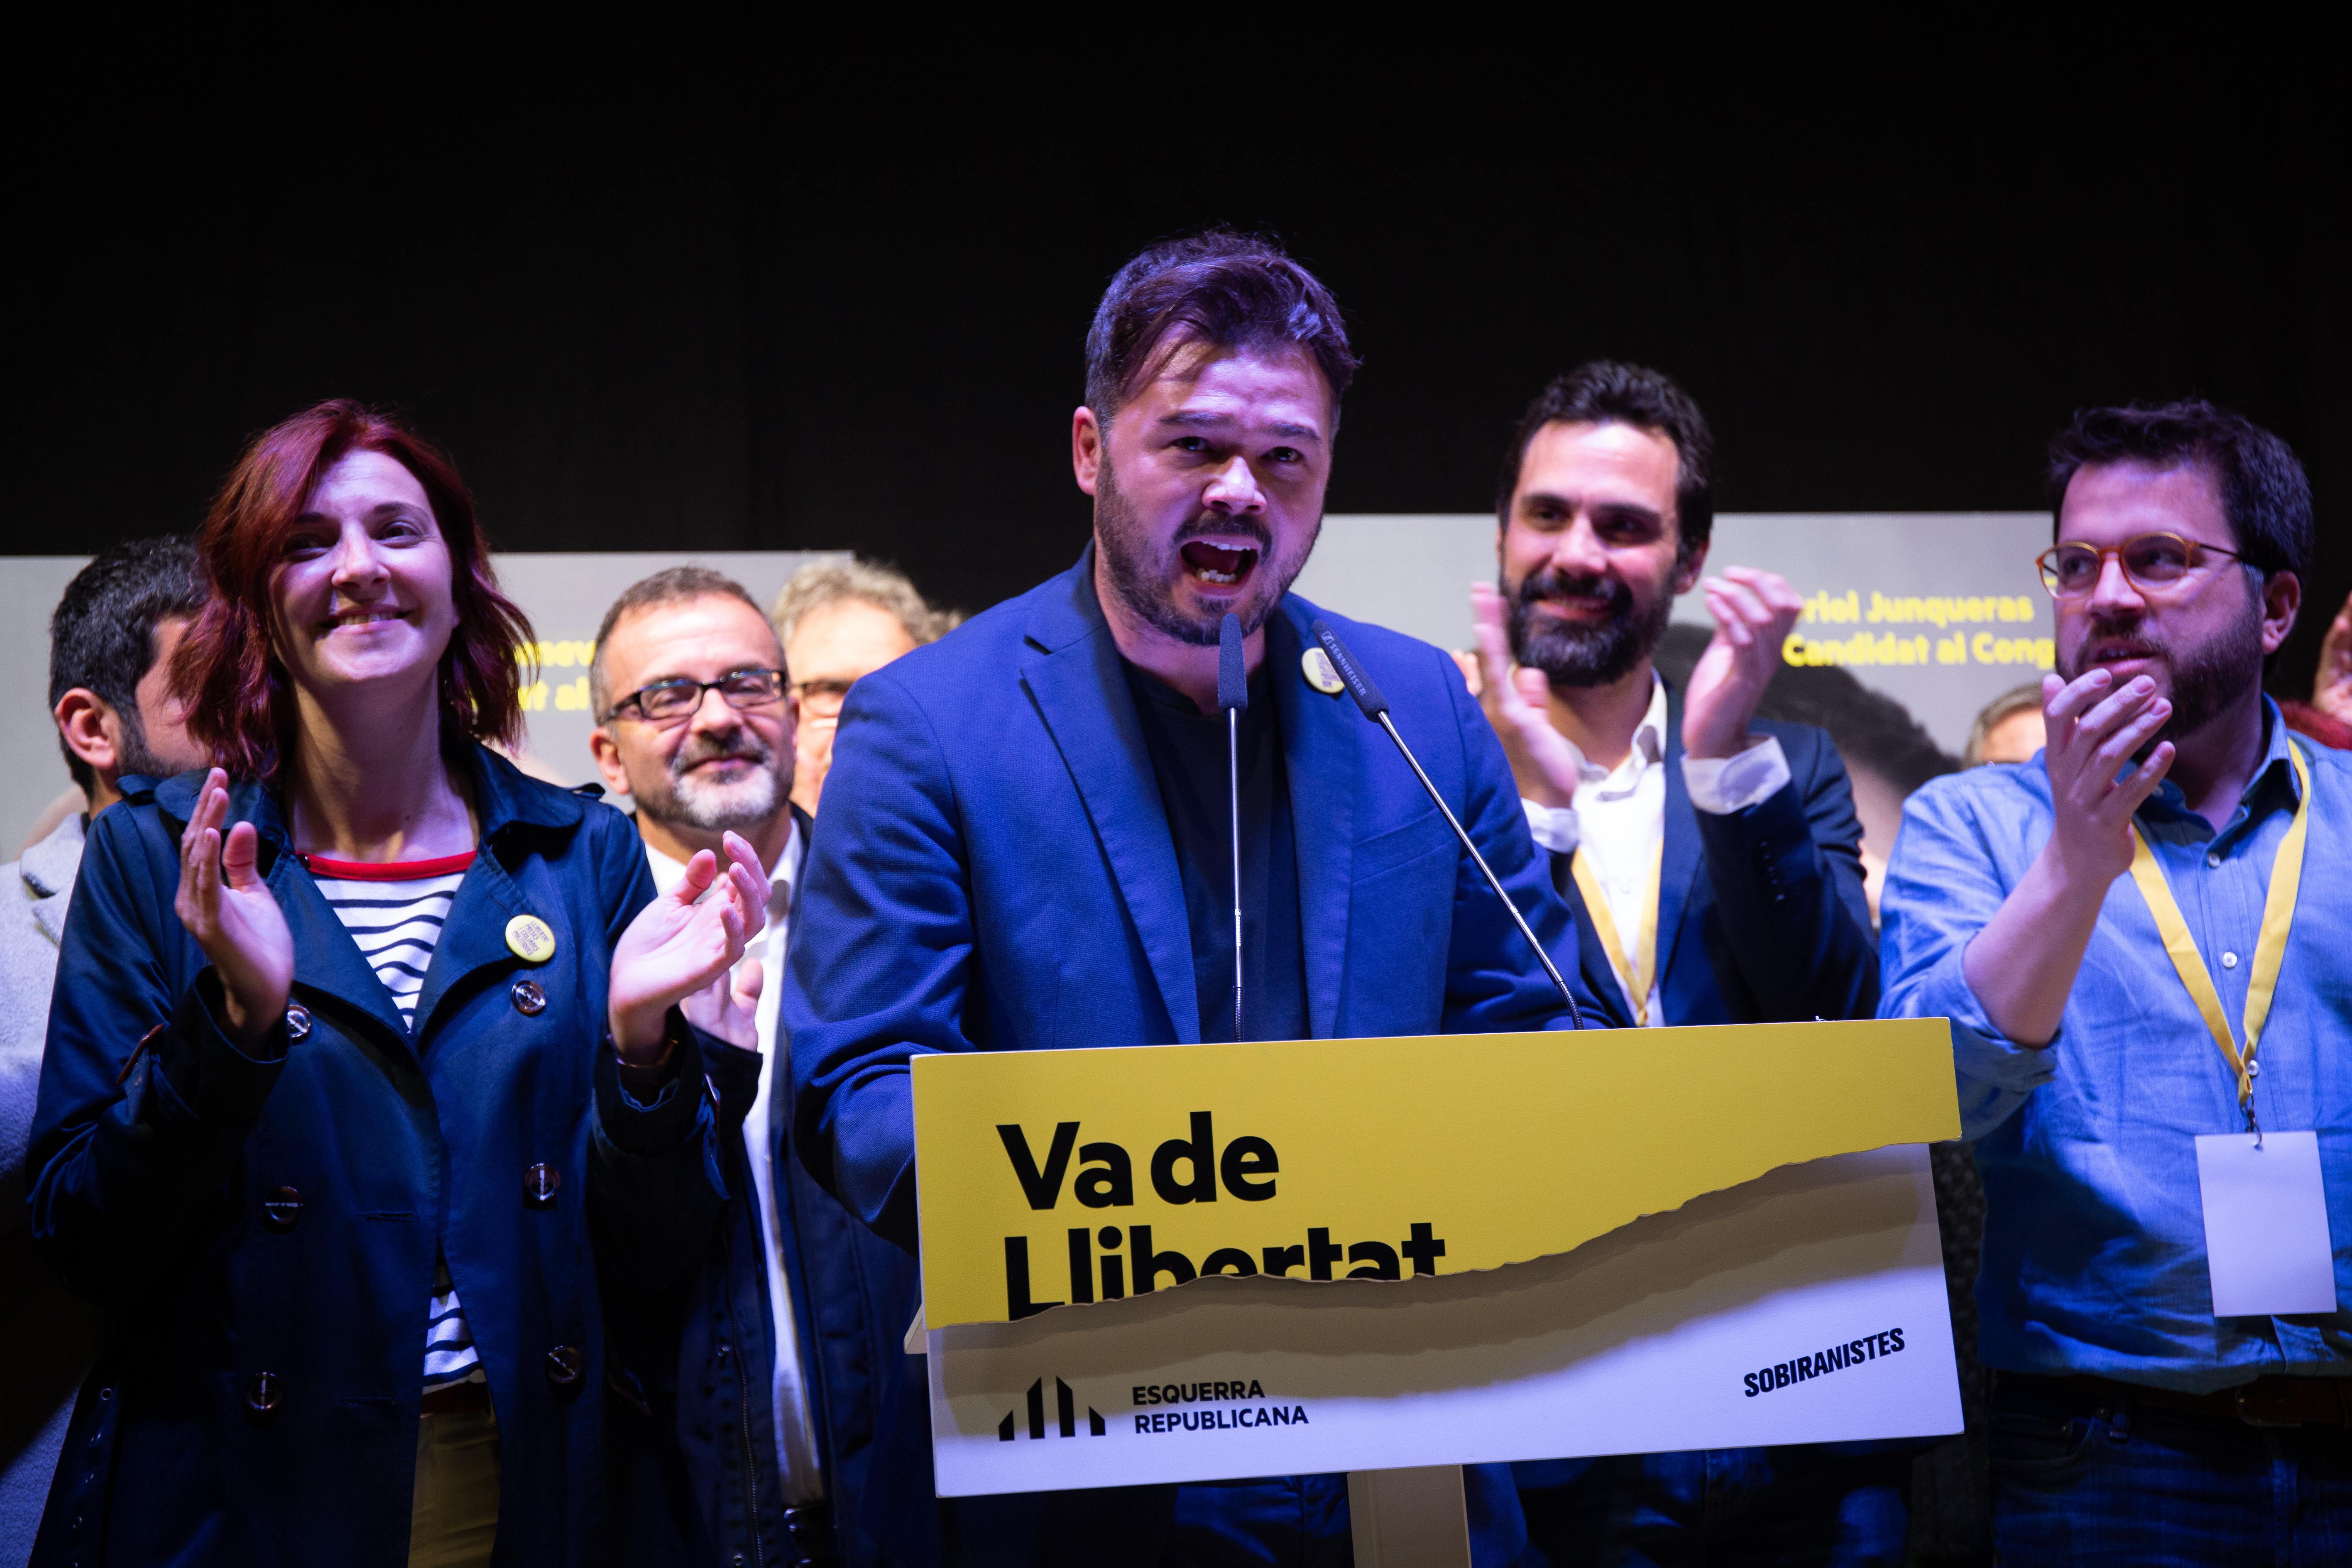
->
[941, 1475, 1352, 1568]
[1515, 1445, 1911, 1567]
[1990, 1375, 2352, 1567]
[1165, 1476, 1352, 1567]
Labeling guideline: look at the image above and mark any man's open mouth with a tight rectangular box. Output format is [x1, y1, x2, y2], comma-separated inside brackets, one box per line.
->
[1179, 539, 1260, 589]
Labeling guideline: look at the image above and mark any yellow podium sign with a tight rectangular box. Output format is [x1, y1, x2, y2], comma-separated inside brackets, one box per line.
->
[912, 1018, 1958, 1329]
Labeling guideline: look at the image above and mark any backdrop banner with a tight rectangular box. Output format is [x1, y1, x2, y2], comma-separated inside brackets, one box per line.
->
[912, 1023, 1963, 1493]
[1289, 511, 2054, 756]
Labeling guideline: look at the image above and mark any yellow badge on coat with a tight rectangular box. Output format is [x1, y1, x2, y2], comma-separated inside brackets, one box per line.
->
[505, 915, 557, 964]
[1302, 647, 1345, 695]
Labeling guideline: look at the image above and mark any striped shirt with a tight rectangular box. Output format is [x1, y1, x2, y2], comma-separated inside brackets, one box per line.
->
[425, 1255, 479, 1391]
[307, 850, 483, 1391]
[306, 851, 470, 1030]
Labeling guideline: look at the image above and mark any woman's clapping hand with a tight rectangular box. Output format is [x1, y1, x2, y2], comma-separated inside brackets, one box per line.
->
[174, 768, 295, 1045]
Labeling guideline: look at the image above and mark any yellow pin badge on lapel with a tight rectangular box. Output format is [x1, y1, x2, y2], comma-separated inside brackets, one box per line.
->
[1302, 647, 1345, 696]
[505, 915, 556, 964]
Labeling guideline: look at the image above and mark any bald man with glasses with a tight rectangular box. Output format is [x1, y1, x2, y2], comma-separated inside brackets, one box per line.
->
[1880, 400, 2352, 1565]
[588, 566, 924, 1568]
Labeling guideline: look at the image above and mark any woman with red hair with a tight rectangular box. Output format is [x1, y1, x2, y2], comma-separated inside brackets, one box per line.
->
[26, 401, 765, 1568]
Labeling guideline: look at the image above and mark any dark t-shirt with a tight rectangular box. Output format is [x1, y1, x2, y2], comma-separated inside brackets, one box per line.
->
[1122, 660, 1307, 1044]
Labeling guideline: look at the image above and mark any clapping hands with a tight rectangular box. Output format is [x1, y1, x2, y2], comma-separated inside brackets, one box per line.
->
[1470, 581, 1585, 808]
[1680, 568, 1806, 761]
[175, 768, 294, 1045]
[609, 832, 770, 1059]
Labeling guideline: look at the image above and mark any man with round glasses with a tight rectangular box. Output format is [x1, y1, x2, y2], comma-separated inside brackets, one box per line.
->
[587, 566, 921, 1567]
[2037, 531, 2254, 598]
[1881, 400, 2352, 1562]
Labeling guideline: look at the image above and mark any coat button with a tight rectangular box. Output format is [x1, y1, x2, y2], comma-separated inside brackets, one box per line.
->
[511, 979, 547, 1017]
[262, 1186, 303, 1232]
[524, 1164, 561, 1207]
[285, 1004, 312, 1041]
[545, 1345, 585, 1396]
[245, 1372, 282, 1415]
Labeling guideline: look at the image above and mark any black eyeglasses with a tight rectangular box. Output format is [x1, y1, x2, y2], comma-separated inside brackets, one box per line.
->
[2036, 533, 2250, 599]
[602, 667, 788, 725]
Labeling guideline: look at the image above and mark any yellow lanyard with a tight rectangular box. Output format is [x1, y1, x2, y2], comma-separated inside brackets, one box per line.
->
[2125, 740, 2311, 1129]
[1571, 839, 1665, 1028]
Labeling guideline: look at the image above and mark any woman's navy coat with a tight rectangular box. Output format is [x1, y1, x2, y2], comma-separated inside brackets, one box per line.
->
[24, 746, 724, 1567]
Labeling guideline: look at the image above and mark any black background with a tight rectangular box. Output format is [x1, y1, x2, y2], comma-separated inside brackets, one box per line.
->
[9, 36, 2342, 687]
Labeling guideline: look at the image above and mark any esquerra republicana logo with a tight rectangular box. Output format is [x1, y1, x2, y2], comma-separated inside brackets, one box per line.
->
[1000, 1375, 1309, 1440]
[1001, 1378, 1109, 1440]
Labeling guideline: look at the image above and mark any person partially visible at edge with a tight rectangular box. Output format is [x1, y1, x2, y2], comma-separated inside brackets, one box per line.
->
[783, 230, 1618, 1568]
[1965, 683, 2049, 768]
[1465, 363, 1900, 1564]
[770, 560, 954, 817]
[1878, 399, 2352, 1563]
[24, 400, 769, 1568]
[1, 538, 207, 1567]
[586, 567, 923, 1568]
[2290, 586, 2352, 749]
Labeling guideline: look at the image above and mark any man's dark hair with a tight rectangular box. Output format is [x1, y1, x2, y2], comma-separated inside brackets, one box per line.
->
[588, 565, 773, 717]
[1083, 230, 1358, 426]
[2047, 398, 2313, 582]
[1496, 362, 1716, 570]
[48, 535, 206, 793]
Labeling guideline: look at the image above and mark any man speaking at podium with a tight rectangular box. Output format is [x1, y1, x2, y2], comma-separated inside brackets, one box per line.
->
[784, 230, 1617, 1566]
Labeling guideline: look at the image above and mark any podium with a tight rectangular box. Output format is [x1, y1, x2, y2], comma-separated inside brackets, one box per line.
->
[909, 1020, 1962, 1562]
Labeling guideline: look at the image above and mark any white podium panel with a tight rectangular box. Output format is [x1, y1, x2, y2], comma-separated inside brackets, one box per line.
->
[925, 1145, 1960, 1495]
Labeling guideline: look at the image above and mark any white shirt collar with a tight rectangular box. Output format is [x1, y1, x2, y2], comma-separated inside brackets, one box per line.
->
[1568, 673, 1668, 802]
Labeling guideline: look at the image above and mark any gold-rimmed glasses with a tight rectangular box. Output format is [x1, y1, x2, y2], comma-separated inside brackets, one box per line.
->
[2036, 533, 2249, 599]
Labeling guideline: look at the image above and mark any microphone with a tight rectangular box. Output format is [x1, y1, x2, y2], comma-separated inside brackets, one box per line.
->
[1219, 613, 1247, 1042]
[1310, 620, 1588, 1029]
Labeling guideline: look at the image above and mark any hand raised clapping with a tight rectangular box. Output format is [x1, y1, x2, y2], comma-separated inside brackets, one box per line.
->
[1470, 580, 1584, 808]
[608, 831, 769, 1060]
[1680, 567, 1807, 761]
[175, 767, 295, 1045]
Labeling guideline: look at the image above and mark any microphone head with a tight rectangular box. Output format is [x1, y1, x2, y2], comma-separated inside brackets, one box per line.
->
[1311, 620, 1390, 719]
[1219, 612, 1248, 712]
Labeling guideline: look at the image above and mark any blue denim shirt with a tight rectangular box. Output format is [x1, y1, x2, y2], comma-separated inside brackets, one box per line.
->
[1880, 701, 2352, 1393]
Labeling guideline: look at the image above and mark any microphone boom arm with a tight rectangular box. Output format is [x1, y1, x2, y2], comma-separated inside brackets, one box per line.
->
[1312, 620, 1589, 1030]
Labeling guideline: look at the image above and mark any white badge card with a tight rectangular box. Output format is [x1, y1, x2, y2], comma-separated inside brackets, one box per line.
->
[2195, 1131, 2340, 1318]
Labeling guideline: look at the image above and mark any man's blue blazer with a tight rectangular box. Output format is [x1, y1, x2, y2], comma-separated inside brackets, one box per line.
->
[784, 551, 1619, 1254]
[1556, 685, 1879, 1029]
[781, 550, 1617, 1565]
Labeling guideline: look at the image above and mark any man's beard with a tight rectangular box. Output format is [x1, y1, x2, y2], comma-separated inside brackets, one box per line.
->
[633, 729, 786, 834]
[1506, 564, 1673, 688]
[115, 712, 188, 780]
[1094, 458, 1317, 646]
[2058, 601, 2265, 746]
